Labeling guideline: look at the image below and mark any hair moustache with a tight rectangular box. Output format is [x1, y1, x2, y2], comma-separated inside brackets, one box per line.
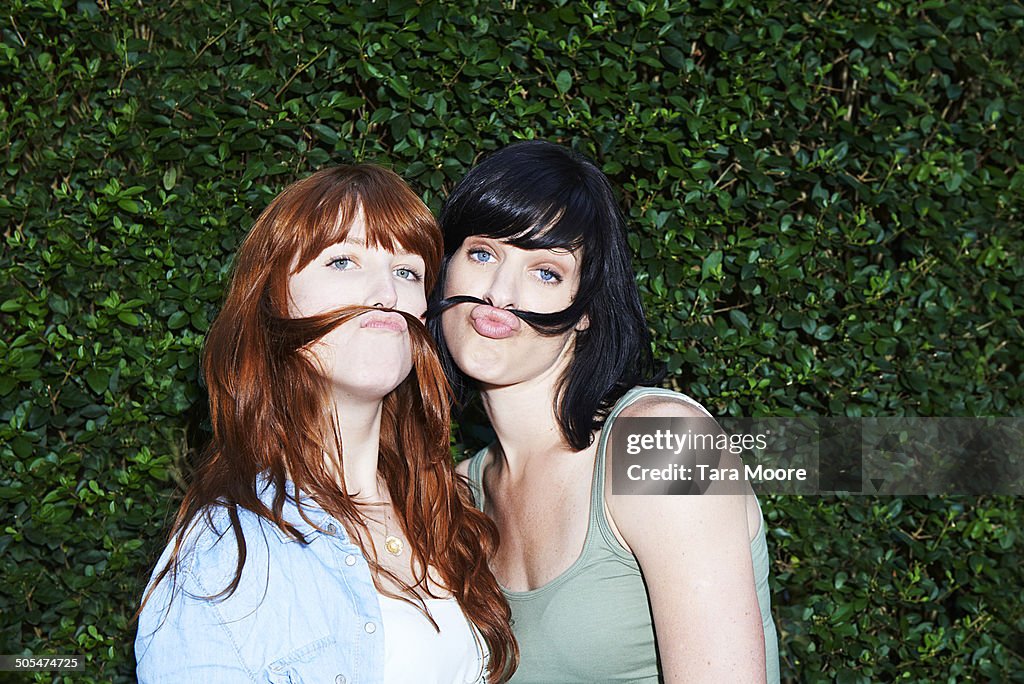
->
[265, 302, 451, 437]
[426, 294, 587, 336]
[264, 301, 429, 352]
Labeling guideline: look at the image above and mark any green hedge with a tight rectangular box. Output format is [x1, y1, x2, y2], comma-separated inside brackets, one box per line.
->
[1, 0, 1021, 681]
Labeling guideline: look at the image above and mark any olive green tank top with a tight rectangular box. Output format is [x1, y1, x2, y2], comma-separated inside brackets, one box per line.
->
[466, 386, 780, 683]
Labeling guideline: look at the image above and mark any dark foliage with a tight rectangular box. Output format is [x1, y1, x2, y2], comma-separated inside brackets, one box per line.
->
[1, 1, 1021, 681]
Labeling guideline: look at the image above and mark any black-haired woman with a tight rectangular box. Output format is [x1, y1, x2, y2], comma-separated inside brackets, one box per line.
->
[429, 141, 780, 683]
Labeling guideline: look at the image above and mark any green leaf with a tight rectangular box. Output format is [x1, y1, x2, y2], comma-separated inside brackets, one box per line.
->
[309, 123, 338, 145]
[661, 46, 685, 69]
[117, 199, 140, 214]
[85, 369, 110, 394]
[814, 324, 836, 341]
[854, 25, 878, 49]
[332, 95, 364, 110]
[781, 311, 803, 329]
[166, 310, 189, 330]
[555, 70, 572, 94]
[729, 309, 750, 331]
[701, 250, 723, 279]
[162, 167, 177, 191]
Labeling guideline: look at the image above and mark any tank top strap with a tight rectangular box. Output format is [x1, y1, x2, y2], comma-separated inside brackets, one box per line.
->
[464, 446, 490, 511]
[589, 386, 715, 550]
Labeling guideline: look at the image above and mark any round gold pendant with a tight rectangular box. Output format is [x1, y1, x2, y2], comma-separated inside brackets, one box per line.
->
[384, 535, 404, 556]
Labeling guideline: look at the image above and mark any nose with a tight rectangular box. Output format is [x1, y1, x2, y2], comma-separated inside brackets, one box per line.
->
[367, 268, 398, 309]
[482, 260, 518, 310]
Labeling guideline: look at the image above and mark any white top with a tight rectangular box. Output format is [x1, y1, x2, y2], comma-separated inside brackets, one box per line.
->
[379, 594, 484, 684]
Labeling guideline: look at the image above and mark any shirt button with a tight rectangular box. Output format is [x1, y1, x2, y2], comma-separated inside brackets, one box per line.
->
[364, 621, 377, 634]
[345, 554, 357, 566]
[335, 676, 346, 684]
[327, 523, 337, 535]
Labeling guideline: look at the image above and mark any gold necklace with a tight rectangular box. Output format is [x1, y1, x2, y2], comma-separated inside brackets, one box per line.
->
[382, 505, 404, 557]
[375, 479, 404, 557]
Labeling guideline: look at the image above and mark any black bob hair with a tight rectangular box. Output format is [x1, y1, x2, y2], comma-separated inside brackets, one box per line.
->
[427, 140, 661, 450]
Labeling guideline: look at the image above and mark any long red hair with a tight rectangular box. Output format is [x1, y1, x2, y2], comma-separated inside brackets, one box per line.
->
[143, 165, 516, 681]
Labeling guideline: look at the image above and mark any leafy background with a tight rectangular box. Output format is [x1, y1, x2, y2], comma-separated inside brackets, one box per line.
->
[1, 0, 1021, 681]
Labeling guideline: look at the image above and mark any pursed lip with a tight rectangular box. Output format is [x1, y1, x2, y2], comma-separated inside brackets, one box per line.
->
[360, 311, 408, 332]
[469, 305, 521, 339]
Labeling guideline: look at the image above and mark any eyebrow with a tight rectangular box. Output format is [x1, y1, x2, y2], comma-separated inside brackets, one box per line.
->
[333, 236, 424, 260]
[548, 247, 578, 261]
[475, 236, 579, 260]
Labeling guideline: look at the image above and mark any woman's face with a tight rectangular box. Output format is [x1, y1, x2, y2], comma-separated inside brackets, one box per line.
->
[288, 211, 427, 402]
[441, 235, 582, 391]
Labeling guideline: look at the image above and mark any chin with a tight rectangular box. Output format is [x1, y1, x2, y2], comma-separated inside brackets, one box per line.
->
[448, 343, 506, 382]
[325, 355, 414, 403]
[457, 355, 528, 389]
[332, 370, 411, 402]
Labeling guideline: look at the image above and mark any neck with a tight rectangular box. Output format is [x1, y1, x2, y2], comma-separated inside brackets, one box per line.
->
[477, 354, 578, 477]
[326, 394, 385, 500]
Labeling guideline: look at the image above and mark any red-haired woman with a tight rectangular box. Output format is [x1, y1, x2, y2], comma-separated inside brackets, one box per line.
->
[135, 165, 517, 683]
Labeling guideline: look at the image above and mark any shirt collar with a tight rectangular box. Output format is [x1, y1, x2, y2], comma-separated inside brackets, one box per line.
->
[255, 473, 348, 544]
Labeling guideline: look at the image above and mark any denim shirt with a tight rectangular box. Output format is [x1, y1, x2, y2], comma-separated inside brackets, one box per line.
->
[135, 478, 387, 684]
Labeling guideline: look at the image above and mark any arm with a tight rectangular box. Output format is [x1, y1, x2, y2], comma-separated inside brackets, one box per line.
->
[608, 399, 767, 683]
[135, 524, 260, 684]
[135, 555, 256, 683]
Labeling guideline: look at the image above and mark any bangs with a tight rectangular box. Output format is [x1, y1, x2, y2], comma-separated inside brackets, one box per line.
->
[285, 166, 442, 290]
[443, 163, 605, 255]
[360, 182, 443, 290]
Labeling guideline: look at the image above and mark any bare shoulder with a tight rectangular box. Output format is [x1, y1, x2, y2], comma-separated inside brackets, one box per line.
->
[606, 391, 754, 546]
[611, 459, 750, 528]
[455, 458, 471, 477]
[616, 392, 712, 420]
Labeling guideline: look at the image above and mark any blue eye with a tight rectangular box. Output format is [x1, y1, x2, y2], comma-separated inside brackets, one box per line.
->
[328, 257, 355, 270]
[537, 268, 562, 283]
[468, 249, 495, 264]
[394, 267, 421, 281]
